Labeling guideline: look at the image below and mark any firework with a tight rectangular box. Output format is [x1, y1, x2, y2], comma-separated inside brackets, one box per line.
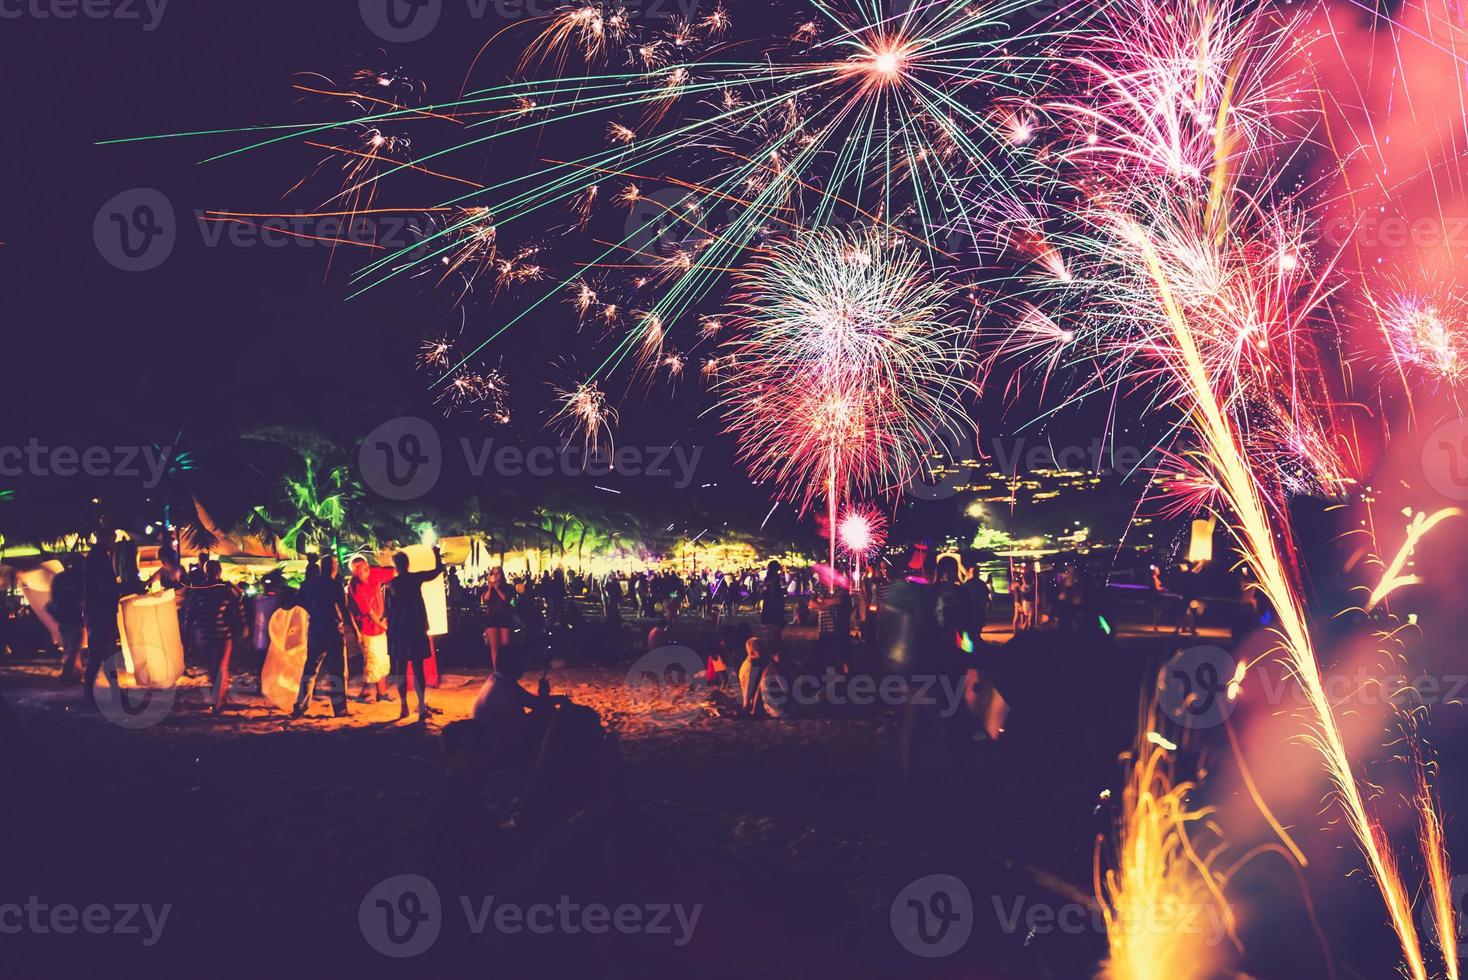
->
[1097, 730, 1236, 978]
[418, 337, 452, 370]
[1003, 0, 1448, 973]
[435, 368, 511, 424]
[716, 227, 977, 566]
[837, 502, 888, 562]
[1381, 293, 1468, 386]
[552, 380, 617, 452]
[117, 0, 1058, 431]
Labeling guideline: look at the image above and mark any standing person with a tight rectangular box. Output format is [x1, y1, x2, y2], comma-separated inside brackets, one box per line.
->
[816, 586, 854, 674]
[960, 549, 992, 639]
[188, 551, 213, 587]
[385, 547, 445, 722]
[292, 555, 353, 719]
[1011, 564, 1030, 633]
[481, 566, 515, 671]
[737, 636, 765, 713]
[878, 546, 940, 784]
[182, 560, 246, 714]
[640, 573, 656, 618]
[48, 556, 85, 682]
[602, 571, 623, 625]
[934, 556, 979, 677]
[545, 569, 566, 625]
[759, 560, 787, 653]
[1149, 564, 1167, 631]
[346, 557, 395, 704]
[146, 544, 187, 591]
[81, 536, 121, 707]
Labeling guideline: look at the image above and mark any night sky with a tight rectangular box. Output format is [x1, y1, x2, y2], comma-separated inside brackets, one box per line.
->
[1, 0, 1152, 539]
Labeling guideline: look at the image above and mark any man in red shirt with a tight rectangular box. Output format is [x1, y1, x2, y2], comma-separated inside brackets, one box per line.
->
[347, 557, 396, 704]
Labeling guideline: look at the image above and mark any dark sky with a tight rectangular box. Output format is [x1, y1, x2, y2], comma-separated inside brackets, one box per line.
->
[1, 0, 1150, 538]
[3, 3, 740, 456]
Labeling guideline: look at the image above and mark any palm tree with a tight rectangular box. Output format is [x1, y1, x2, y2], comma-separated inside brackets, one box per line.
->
[267, 454, 368, 554]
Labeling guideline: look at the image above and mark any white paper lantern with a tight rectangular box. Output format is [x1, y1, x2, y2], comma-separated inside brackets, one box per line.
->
[1188, 516, 1216, 564]
[401, 544, 448, 636]
[261, 606, 310, 713]
[17, 560, 64, 647]
[117, 591, 186, 689]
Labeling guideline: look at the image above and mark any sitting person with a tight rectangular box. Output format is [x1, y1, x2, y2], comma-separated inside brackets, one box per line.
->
[433, 720, 491, 837]
[705, 635, 733, 692]
[471, 647, 567, 771]
[751, 647, 791, 719]
[737, 636, 765, 713]
[514, 699, 622, 838]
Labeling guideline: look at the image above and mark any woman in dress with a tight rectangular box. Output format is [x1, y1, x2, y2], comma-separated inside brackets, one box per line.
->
[384, 546, 445, 722]
[481, 566, 515, 670]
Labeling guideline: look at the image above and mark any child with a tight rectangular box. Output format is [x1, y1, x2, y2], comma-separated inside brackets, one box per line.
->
[738, 636, 764, 713]
[705, 637, 731, 691]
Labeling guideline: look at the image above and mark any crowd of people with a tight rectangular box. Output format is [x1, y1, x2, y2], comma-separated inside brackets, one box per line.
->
[29, 535, 453, 722]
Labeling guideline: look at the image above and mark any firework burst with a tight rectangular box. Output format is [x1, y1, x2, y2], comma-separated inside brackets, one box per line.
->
[717, 226, 976, 564]
[117, 0, 1060, 431]
[837, 501, 889, 561]
[552, 379, 618, 452]
[992, 1, 1451, 974]
[1380, 292, 1468, 386]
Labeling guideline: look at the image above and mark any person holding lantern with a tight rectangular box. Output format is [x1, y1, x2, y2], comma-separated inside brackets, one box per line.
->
[385, 546, 445, 723]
